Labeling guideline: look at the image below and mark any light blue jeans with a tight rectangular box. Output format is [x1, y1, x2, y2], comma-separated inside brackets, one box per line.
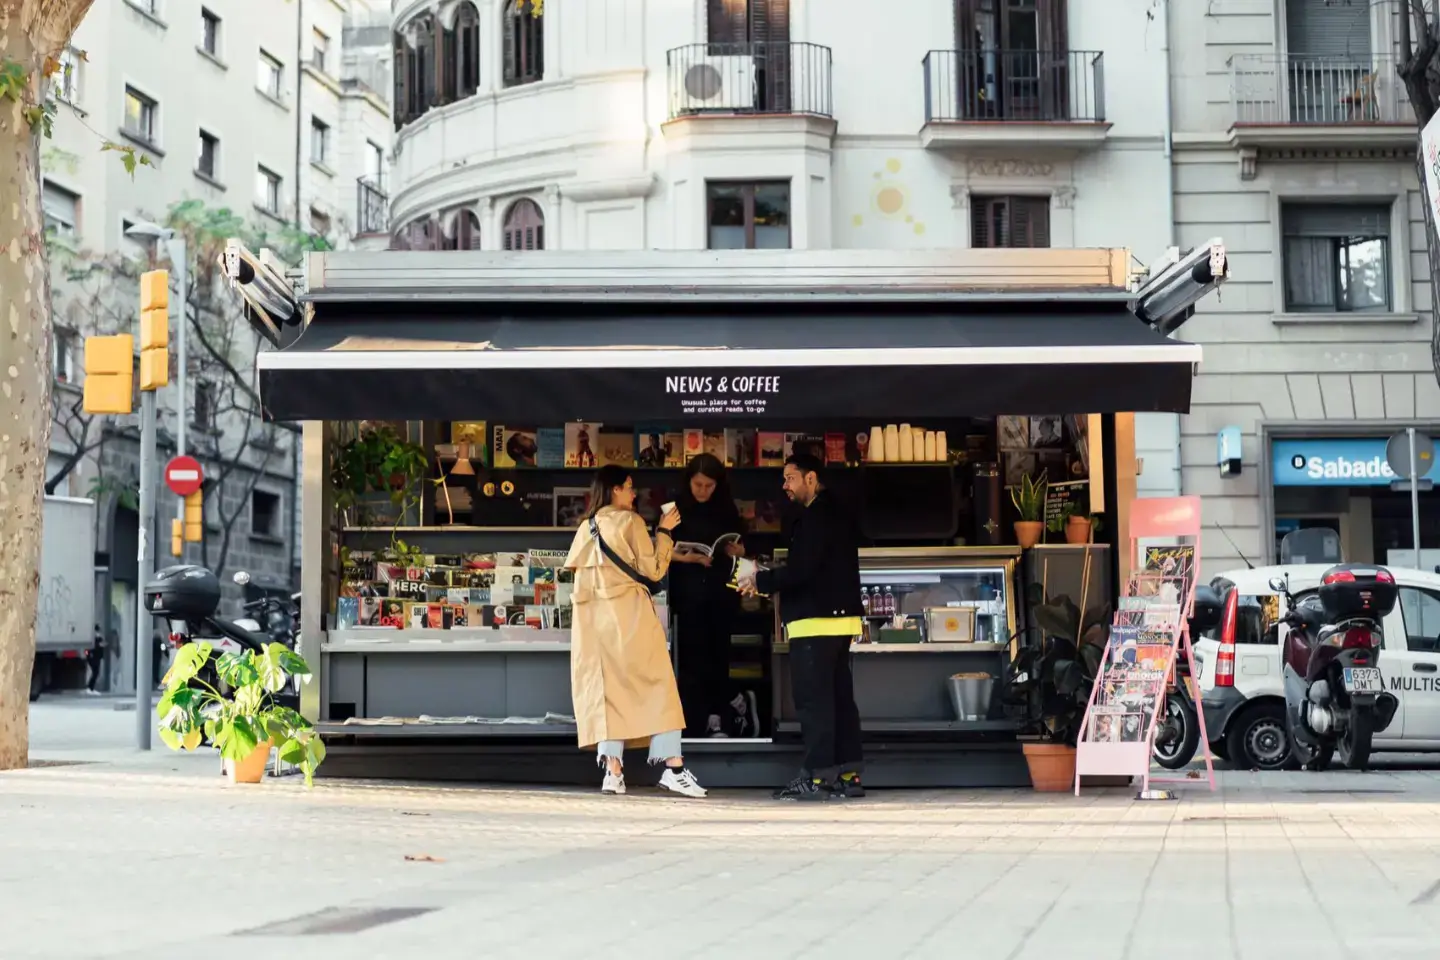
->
[597, 729, 683, 766]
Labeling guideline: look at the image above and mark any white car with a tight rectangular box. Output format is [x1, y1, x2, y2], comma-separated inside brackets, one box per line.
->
[1193, 563, 1440, 770]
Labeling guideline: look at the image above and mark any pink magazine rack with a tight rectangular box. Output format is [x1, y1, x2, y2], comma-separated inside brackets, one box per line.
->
[1073, 495, 1217, 795]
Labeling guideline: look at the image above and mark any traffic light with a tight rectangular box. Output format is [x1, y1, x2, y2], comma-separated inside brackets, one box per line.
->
[82, 334, 135, 414]
[139, 269, 169, 391]
[184, 490, 203, 542]
[171, 518, 183, 557]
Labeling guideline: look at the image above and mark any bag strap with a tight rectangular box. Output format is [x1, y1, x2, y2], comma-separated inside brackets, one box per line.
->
[589, 517, 663, 595]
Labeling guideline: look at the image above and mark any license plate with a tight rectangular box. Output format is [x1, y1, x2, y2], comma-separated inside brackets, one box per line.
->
[1343, 667, 1383, 693]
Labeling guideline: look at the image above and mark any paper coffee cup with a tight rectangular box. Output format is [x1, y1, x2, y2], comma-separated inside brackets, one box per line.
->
[661, 501, 677, 515]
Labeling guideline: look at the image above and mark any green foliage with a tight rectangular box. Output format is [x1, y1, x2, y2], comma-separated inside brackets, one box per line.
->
[157, 641, 326, 786]
[331, 423, 429, 519]
[1010, 470, 1047, 522]
[87, 475, 138, 511]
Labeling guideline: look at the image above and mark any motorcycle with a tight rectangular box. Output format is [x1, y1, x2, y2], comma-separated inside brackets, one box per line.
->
[1278, 564, 1400, 772]
[1151, 583, 1223, 770]
[145, 565, 300, 712]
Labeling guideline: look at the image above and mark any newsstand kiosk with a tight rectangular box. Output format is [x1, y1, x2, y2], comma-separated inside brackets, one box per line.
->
[233, 244, 1227, 788]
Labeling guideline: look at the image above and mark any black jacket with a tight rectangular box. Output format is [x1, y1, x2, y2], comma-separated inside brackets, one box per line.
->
[755, 489, 863, 626]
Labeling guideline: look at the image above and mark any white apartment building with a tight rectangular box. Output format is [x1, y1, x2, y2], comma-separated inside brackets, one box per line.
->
[38, 0, 391, 689]
[1167, 0, 1437, 575]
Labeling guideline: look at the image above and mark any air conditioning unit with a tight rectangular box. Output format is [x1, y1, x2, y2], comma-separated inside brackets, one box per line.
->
[678, 55, 756, 112]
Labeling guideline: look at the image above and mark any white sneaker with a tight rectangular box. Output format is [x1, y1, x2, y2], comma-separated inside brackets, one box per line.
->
[658, 767, 707, 798]
[601, 770, 626, 795]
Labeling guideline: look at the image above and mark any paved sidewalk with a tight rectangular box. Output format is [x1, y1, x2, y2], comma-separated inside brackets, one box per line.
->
[11, 701, 1440, 959]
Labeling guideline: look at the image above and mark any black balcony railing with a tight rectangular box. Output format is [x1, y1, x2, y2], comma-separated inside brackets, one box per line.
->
[666, 41, 832, 120]
[923, 49, 1105, 124]
[356, 176, 388, 235]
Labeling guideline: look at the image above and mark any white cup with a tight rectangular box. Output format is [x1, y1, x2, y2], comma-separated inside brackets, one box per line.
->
[660, 501, 677, 516]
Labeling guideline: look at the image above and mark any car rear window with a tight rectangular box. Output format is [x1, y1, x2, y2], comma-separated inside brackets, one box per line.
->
[1200, 589, 1280, 645]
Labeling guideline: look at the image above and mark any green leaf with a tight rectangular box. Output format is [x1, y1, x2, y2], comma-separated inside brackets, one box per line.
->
[216, 650, 259, 689]
[157, 726, 183, 750]
[257, 644, 293, 693]
[163, 642, 212, 688]
[214, 716, 261, 761]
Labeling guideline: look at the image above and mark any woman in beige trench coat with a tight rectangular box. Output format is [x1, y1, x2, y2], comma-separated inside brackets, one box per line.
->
[564, 465, 708, 798]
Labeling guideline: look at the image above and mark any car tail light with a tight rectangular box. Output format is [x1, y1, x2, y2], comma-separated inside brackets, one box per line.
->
[1215, 588, 1238, 687]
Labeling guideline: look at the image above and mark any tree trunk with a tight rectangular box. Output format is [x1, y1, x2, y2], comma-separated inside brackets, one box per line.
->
[0, 28, 53, 771]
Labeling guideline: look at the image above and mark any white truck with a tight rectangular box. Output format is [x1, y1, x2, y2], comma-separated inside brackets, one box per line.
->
[30, 496, 97, 701]
[1193, 562, 1440, 769]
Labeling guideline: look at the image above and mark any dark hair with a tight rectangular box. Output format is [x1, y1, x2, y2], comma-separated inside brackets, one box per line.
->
[583, 464, 633, 520]
[679, 452, 733, 506]
[785, 452, 825, 484]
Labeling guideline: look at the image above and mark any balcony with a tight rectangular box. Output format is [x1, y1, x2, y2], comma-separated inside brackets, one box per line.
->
[356, 176, 388, 236]
[665, 42, 832, 121]
[920, 49, 1109, 151]
[1229, 53, 1415, 153]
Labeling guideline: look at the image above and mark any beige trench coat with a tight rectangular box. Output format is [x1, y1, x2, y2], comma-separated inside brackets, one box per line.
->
[563, 506, 686, 749]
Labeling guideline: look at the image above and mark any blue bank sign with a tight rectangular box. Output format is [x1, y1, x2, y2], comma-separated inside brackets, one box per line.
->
[1272, 437, 1439, 486]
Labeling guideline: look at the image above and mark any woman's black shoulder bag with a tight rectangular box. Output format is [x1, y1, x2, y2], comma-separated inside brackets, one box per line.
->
[589, 517, 664, 596]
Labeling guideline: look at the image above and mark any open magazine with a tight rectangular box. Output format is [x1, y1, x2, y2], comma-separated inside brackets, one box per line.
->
[674, 531, 742, 559]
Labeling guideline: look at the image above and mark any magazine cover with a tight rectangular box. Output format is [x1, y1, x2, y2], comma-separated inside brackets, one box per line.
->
[493, 424, 539, 468]
[784, 433, 825, 460]
[379, 599, 406, 627]
[756, 432, 785, 467]
[703, 431, 726, 462]
[683, 428, 704, 462]
[636, 425, 681, 467]
[335, 597, 359, 629]
[597, 426, 635, 467]
[553, 487, 590, 528]
[494, 565, 529, 587]
[564, 422, 601, 468]
[824, 433, 848, 465]
[536, 428, 565, 468]
[726, 428, 757, 468]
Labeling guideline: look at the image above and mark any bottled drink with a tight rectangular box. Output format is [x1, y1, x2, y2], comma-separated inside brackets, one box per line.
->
[861, 586, 871, 616]
[882, 586, 895, 617]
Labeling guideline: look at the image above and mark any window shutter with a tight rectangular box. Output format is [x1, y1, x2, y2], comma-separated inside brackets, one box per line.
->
[1040, 0, 1068, 53]
[1282, 203, 1390, 238]
[441, 27, 456, 102]
[972, 197, 1002, 248]
[1285, 0, 1371, 59]
[1013, 196, 1050, 248]
[393, 35, 409, 124]
[708, 0, 749, 44]
[503, 4, 518, 84]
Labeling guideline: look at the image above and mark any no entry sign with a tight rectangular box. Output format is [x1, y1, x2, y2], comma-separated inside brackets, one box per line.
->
[164, 455, 204, 497]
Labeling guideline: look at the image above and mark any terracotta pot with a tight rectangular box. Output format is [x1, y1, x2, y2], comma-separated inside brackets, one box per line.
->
[1022, 741, 1077, 792]
[1064, 516, 1092, 545]
[1014, 521, 1044, 549]
[225, 739, 274, 784]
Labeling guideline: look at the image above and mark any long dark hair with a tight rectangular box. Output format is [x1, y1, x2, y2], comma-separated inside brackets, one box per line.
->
[678, 453, 739, 522]
[583, 464, 633, 520]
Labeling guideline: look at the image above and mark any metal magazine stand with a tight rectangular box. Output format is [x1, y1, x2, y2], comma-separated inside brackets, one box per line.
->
[1074, 496, 1217, 795]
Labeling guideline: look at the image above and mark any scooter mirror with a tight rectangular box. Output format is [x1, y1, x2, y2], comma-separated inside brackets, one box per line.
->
[233, 571, 251, 585]
[1268, 576, 1287, 594]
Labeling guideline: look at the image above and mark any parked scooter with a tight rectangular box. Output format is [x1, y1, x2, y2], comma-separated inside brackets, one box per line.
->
[1278, 564, 1400, 771]
[144, 565, 300, 711]
[1152, 583, 1223, 770]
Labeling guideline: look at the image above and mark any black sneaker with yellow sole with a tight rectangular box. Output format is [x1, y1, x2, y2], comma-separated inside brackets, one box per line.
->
[772, 775, 833, 801]
[834, 774, 866, 798]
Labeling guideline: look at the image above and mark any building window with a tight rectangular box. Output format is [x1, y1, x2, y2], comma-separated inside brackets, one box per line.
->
[310, 117, 330, 165]
[193, 381, 215, 430]
[706, 181, 790, 250]
[971, 195, 1050, 248]
[257, 50, 283, 99]
[132, 0, 159, 15]
[447, 209, 482, 250]
[197, 130, 219, 180]
[251, 490, 281, 538]
[457, 2, 481, 96]
[123, 86, 157, 142]
[200, 8, 220, 56]
[312, 28, 330, 73]
[54, 46, 80, 104]
[41, 180, 79, 239]
[256, 166, 282, 215]
[1281, 203, 1391, 313]
[503, 0, 544, 87]
[53, 328, 76, 383]
[366, 140, 384, 186]
[502, 198, 545, 250]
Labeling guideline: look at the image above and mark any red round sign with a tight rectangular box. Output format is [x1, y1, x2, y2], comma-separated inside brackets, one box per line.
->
[165, 455, 204, 496]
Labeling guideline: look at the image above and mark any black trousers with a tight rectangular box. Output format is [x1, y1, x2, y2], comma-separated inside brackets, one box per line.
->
[676, 605, 732, 735]
[86, 652, 103, 691]
[789, 635, 863, 778]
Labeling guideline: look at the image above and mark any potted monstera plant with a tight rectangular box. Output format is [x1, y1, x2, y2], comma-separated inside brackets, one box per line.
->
[157, 641, 326, 786]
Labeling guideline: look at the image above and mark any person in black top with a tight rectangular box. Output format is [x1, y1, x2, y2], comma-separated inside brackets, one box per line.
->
[669, 454, 747, 737]
[741, 453, 865, 801]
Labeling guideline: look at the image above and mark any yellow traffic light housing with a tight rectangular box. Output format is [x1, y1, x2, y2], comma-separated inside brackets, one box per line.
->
[82, 334, 135, 414]
[171, 518, 183, 557]
[138, 270, 169, 392]
[184, 490, 203, 542]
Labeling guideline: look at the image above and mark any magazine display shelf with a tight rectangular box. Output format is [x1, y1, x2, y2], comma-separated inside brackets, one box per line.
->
[1073, 496, 1217, 796]
[771, 546, 1021, 734]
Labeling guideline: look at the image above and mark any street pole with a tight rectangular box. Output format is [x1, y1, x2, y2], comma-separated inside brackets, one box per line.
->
[135, 389, 157, 749]
[165, 236, 188, 555]
[1409, 427, 1423, 567]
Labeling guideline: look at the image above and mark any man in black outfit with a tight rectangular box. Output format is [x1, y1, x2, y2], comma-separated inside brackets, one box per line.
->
[742, 453, 864, 801]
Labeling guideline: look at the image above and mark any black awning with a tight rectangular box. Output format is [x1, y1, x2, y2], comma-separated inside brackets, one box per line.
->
[257, 305, 1201, 422]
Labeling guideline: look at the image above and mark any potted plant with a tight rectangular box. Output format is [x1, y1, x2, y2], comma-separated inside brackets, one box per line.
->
[1010, 471, 1046, 548]
[331, 422, 429, 527]
[1061, 497, 1094, 545]
[1007, 586, 1110, 791]
[156, 640, 326, 786]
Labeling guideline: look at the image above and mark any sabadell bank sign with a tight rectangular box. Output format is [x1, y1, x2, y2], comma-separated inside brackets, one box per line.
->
[1272, 438, 1438, 487]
